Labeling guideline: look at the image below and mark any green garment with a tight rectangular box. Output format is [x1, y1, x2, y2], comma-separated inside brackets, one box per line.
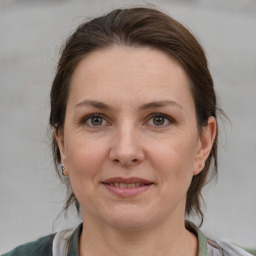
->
[1, 225, 81, 256]
[2, 223, 254, 256]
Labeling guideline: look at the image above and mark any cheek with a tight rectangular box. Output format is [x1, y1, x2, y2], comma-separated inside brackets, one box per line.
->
[150, 136, 198, 184]
[64, 135, 108, 178]
[64, 137, 109, 206]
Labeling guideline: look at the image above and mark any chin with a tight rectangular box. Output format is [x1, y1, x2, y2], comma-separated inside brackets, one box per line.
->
[108, 218, 151, 231]
[101, 206, 154, 231]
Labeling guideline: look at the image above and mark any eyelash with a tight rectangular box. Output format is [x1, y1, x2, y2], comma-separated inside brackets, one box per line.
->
[80, 113, 175, 128]
[145, 113, 175, 128]
[81, 113, 108, 127]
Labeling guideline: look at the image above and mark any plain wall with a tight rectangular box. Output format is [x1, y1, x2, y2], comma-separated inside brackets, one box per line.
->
[1, 0, 256, 253]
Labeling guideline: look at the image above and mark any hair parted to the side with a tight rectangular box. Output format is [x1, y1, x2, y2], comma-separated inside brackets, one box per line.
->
[50, 7, 220, 225]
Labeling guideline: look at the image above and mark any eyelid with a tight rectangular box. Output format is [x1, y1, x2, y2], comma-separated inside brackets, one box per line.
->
[79, 112, 175, 128]
[80, 113, 109, 127]
[145, 113, 176, 127]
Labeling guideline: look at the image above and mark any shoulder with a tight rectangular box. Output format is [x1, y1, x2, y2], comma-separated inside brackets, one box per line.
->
[185, 221, 253, 256]
[2, 223, 82, 256]
[207, 239, 254, 256]
[2, 233, 55, 256]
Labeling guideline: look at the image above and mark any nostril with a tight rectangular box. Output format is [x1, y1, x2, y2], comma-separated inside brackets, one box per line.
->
[113, 158, 139, 165]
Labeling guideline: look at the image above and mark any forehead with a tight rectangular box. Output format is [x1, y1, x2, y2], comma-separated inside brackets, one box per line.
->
[68, 46, 194, 108]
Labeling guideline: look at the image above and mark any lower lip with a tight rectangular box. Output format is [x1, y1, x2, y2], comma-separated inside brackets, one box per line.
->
[102, 184, 153, 197]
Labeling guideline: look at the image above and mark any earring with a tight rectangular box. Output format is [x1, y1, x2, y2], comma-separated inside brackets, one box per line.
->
[61, 164, 65, 176]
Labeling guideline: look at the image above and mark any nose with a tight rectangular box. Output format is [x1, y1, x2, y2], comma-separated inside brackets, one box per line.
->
[109, 126, 145, 166]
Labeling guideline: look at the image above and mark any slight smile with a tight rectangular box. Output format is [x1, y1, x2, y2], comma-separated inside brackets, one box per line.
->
[102, 177, 155, 197]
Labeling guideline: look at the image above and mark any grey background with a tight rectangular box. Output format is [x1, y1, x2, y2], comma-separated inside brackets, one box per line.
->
[0, 0, 255, 253]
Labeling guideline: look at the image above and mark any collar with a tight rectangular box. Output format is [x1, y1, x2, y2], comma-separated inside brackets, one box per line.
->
[67, 222, 208, 256]
[186, 221, 208, 256]
[67, 223, 82, 256]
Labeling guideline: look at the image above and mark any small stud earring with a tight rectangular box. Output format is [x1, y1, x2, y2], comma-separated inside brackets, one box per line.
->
[61, 164, 65, 176]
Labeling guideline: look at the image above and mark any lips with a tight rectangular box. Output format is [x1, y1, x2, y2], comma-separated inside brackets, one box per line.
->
[102, 177, 154, 186]
[107, 183, 146, 188]
[101, 177, 154, 197]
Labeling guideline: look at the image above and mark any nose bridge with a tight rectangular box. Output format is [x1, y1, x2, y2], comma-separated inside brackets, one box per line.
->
[109, 119, 144, 165]
[120, 124, 138, 151]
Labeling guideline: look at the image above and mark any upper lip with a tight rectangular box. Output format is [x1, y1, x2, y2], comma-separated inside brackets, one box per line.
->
[102, 177, 154, 185]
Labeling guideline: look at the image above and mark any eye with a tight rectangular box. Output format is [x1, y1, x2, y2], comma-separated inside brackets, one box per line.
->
[82, 114, 107, 127]
[147, 113, 173, 127]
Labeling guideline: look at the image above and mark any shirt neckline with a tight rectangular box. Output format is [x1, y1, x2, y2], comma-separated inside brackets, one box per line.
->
[186, 221, 208, 256]
[68, 222, 208, 256]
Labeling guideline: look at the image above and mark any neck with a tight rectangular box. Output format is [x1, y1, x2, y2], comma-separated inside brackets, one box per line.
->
[79, 216, 198, 256]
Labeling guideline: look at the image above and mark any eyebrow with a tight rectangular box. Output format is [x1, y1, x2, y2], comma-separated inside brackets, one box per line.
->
[74, 100, 182, 111]
[139, 100, 183, 110]
[75, 100, 112, 110]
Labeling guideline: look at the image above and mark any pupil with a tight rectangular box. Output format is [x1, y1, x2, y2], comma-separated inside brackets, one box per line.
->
[92, 117, 102, 125]
[153, 116, 164, 125]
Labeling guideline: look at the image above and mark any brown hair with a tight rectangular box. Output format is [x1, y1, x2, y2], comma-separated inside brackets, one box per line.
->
[50, 7, 219, 224]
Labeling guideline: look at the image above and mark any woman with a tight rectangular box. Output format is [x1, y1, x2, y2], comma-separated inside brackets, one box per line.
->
[2, 7, 252, 256]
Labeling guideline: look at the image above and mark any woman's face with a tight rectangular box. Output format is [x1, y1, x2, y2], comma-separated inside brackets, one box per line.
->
[56, 46, 215, 230]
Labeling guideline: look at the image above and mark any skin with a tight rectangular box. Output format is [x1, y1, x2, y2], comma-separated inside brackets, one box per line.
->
[56, 46, 216, 256]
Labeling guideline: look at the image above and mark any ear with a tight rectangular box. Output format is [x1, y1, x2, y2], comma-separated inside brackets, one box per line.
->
[54, 127, 69, 176]
[193, 116, 217, 175]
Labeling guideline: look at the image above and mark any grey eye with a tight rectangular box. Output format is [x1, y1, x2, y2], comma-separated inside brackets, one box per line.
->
[91, 116, 103, 126]
[147, 114, 172, 127]
[84, 115, 107, 127]
[152, 116, 166, 126]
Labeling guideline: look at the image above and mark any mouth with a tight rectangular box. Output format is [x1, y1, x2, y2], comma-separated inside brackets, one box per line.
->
[101, 177, 154, 197]
[102, 182, 152, 188]
[102, 177, 154, 186]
